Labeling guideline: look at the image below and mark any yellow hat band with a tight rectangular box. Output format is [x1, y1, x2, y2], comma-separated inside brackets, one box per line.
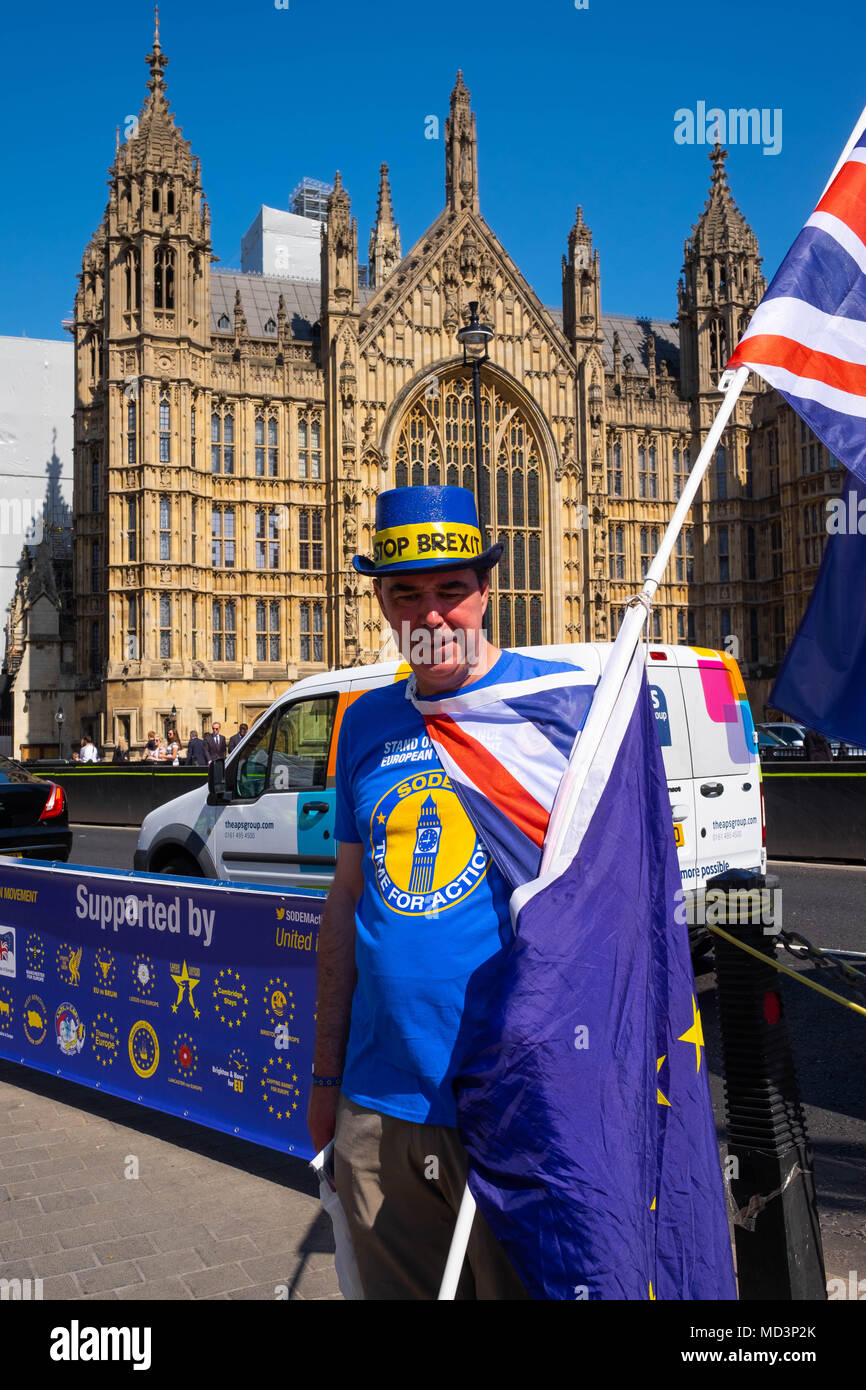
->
[373, 521, 483, 567]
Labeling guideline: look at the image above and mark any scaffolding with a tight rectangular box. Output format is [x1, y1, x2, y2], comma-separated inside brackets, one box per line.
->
[290, 177, 333, 224]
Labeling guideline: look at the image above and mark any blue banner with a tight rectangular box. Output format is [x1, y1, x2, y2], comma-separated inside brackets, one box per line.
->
[0, 859, 325, 1159]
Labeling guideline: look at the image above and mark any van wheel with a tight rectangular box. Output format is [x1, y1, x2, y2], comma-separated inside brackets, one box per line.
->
[156, 852, 202, 878]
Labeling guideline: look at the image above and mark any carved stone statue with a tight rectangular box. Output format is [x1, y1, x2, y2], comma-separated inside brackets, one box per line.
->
[342, 401, 355, 444]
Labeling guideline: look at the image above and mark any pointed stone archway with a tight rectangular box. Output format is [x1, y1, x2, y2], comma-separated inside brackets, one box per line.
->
[382, 363, 561, 647]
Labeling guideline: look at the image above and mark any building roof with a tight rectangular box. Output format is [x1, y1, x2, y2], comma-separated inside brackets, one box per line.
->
[210, 270, 374, 341]
[601, 313, 680, 377]
[545, 307, 681, 377]
[211, 271, 680, 376]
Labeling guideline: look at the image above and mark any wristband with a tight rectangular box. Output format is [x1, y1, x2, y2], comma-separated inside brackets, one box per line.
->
[311, 1075, 343, 1088]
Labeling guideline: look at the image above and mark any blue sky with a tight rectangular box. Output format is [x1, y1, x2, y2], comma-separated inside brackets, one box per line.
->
[3, 0, 866, 340]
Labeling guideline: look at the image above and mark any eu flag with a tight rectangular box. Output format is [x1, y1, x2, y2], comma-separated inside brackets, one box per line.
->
[770, 472, 866, 747]
[449, 652, 736, 1300]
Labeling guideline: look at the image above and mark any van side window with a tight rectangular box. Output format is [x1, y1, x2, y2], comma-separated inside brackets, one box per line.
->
[235, 714, 276, 798]
[268, 696, 337, 792]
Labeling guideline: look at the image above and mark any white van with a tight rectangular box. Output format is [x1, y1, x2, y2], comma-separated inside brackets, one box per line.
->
[134, 644, 766, 907]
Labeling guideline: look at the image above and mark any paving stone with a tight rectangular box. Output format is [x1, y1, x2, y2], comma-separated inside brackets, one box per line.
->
[0, 1257, 36, 1280]
[31, 1156, 87, 1177]
[40, 1273, 80, 1300]
[117, 1276, 193, 1300]
[0, 1232, 61, 1261]
[133, 1249, 205, 1280]
[74, 1261, 144, 1294]
[57, 1221, 120, 1250]
[38, 1190, 97, 1214]
[31, 1246, 101, 1279]
[239, 1252, 301, 1285]
[192, 1235, 260, 1267]
[6, 1178, 69, 1200]
[91, 1235, 158, 1264]
[181, 1263, 254, 1297]
[152, 1222, 214, 1253]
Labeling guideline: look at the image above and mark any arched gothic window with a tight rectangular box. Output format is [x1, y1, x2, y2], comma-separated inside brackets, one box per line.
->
[123, 247, 140, 313]
[709, 317, 727, 374]
[392, 376, 545, 645]
[154, 246, 175, 310]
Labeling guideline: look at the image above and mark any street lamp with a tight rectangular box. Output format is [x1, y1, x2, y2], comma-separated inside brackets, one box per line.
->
[55, 703, 64, 762]
[170, 703, 177, 734]
[455, 301, 494, 549]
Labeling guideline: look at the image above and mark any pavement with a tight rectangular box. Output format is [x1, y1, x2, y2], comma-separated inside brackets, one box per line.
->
[0, 1058, 341, 1300]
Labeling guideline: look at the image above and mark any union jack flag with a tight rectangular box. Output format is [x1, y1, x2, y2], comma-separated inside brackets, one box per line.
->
[409, 667, 595, 889]
[728, 122, 866, 483]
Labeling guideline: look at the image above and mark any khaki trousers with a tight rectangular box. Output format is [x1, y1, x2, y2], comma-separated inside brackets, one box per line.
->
[333, 1095, 529, 1301]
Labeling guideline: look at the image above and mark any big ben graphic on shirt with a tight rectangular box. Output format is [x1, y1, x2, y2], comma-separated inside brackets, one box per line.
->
[409, 796, 442, 894]
[369, 770, 489, 916]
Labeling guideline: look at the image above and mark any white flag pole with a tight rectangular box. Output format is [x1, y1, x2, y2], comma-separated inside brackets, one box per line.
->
[437, 362, 751, 1300]
[542, 362, 751, 868]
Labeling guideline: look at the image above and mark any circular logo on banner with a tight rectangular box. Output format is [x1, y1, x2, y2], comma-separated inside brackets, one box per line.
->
[90, 1013, 119, 1067]
[213, 969, 248, 1028]
[55, 1003, 85, 1056]
[128, 1020, 159, 1079]
[131, 954, 157, 998]
[263, 978, 293, 1029]
[260, 1055, 300, 1121]
[173, 1032, 199, 1079]
[369, 771, 490, 916]
[23, 994, 47, 1046]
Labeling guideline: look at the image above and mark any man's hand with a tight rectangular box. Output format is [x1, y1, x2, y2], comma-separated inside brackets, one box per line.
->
[307, 1086, 341, 1155]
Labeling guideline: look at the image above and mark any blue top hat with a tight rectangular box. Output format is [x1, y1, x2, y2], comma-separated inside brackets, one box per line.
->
[352, 485, 503, 576]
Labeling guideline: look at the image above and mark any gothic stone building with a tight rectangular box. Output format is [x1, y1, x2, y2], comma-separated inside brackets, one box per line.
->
[67, 24, 838, 752]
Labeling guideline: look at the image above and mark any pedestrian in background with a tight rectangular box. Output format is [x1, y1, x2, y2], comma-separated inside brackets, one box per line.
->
[75, 735, 99, 763]
[203, 723, 227, 762]
[185, 729, 208, 766]
[228, 723, 249, 754]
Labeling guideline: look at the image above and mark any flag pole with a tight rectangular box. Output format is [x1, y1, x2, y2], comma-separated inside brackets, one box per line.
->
[542, 362, 751, 869]
[438, 363, 751, 1298]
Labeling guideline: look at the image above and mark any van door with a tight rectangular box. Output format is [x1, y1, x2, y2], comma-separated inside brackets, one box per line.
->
[212, 693, 339, 887]
[646, 662, 697, 886]
[678, 654, 762, 880]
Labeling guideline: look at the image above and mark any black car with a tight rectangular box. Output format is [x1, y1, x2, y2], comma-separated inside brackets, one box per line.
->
[0, 756, 72, 862]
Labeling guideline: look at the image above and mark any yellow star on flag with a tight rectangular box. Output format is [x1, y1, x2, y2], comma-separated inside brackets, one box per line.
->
[677, 995, 705, 1074]
[656, 1055, 670, 1108]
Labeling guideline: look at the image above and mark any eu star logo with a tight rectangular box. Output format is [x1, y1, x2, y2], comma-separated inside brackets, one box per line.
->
[170, 960, 201, 1017]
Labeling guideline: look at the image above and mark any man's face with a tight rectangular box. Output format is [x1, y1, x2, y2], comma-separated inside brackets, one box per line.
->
[374, 567, 488, 693]
[212, 723, 221, 736]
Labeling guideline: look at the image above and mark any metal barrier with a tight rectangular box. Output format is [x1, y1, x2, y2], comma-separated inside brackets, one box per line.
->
[761, 761, 866, 861]
[27, 763, 208, 827]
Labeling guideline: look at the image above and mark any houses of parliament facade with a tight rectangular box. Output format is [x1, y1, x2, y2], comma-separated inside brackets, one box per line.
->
[36, 23, 838, 752]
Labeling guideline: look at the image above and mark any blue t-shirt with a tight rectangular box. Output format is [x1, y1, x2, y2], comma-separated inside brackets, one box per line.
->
[334, 649, 577, 1125]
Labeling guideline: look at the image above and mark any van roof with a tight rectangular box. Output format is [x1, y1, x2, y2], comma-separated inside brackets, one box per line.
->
[285, 643, 732, 700]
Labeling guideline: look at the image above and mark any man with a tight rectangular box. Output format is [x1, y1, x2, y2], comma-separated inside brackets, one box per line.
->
[185, 729, 208, 766]
[308, 485, 578, 1300]
[227, 723, 248, 754]
[203, 722, 227, 763]
[75, 735, 99, 764]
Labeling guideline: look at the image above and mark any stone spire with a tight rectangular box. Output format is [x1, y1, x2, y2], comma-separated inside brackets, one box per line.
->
[562, 204, 601, 347]
[445, 70, 478, 214]
[368, 163, 402, 288]
[678, 145, 765, 397]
